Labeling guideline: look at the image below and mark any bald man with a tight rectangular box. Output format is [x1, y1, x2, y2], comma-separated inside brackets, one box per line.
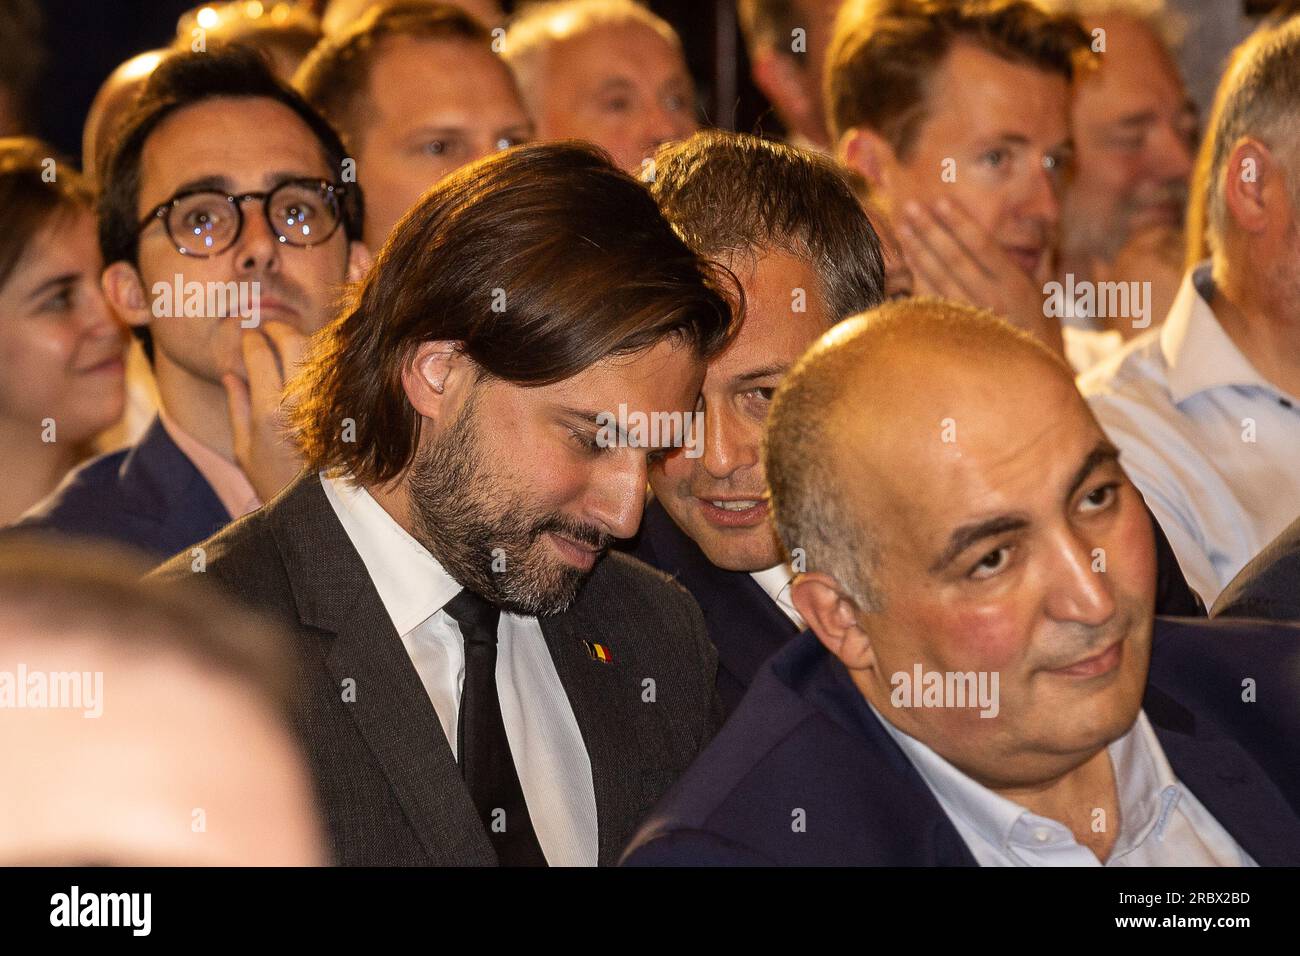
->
[0, 541, 324, 865]
[622, 298, 1300, 866]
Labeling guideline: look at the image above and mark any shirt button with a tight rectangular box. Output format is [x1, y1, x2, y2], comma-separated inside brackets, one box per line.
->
[1034, 827, 1051, 843]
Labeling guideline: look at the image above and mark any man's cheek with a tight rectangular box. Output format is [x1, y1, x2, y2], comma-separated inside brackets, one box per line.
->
[936, 601, 1027, 675]
[1109, 505, 1159, 601]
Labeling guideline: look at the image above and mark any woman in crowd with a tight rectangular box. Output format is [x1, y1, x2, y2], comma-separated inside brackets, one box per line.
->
[0, 138, 126, 524]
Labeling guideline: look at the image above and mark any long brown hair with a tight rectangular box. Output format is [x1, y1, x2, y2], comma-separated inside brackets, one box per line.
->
[289, 140, 738, 486]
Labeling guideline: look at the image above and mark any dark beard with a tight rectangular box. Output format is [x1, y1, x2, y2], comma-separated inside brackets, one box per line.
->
[405, 394, 612, 616]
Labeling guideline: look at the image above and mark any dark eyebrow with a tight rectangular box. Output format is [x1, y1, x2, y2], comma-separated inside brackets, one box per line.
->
[168, 174, 232, 195]
[595, 77, 635, 94]
[732, 363, 788, 385]
[165, 170, 320, 198]
[1108, 111, 1159, 130]
[928, 441, 1122, 574]
[559, 406, 626, 443]
[24, 272, 78, 303]
[929, 514, 1030, 574]
[1065, 441, 1121, 501]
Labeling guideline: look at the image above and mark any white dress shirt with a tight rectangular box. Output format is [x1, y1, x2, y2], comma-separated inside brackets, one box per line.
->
[749, 563, 804, 628]
[1079, 262, 1300, 605]
[871, 705, 1255, 867]
[320, 473, 599, 866]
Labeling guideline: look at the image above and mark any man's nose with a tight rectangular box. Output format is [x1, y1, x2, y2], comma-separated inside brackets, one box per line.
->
[1020, 161, 1062, 226]
[1043, 528, 1117, 627]
[645, 103, 694, 151]
[1149, 120, 1196, 183]
[232, 201, 281, 275]
[584, 453, 651, 540]
[702, 402, 758, 481]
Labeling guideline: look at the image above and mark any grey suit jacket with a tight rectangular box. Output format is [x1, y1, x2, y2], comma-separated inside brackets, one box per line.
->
[149, 472, 723, 866]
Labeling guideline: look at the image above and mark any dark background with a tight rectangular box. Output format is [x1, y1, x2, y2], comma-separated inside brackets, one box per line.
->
[21, 0, 776, 164]
[10, 0, 1291, 166]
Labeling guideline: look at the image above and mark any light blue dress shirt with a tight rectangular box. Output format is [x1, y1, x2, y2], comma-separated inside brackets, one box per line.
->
[870, 705, 1255, 867]
[1078, 263, 1300, 606]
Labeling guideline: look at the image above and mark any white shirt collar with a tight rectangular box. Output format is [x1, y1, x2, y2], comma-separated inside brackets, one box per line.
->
[319, 472, 463, 636]
[1160, 262, 1288, 405]
[749, 563, 804, 628]
[868, 702, 1181, 859]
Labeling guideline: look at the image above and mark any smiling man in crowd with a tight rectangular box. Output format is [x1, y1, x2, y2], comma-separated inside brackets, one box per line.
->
[1041, 0, 1197, 340]
[624, 299, 1300, 866]
[630, 130, 885, 711]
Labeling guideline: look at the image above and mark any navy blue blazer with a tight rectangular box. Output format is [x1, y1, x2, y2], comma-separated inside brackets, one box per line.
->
[8, 415, 231, 561]
[626, 499, 800, 713]
[1212, 515, 1300, 622]
[621, 620, 1300, 866]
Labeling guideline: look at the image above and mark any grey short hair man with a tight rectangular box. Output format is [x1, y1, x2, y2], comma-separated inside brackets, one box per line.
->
[1079, 16, 1300, 607]
[502, 0, 697, 173]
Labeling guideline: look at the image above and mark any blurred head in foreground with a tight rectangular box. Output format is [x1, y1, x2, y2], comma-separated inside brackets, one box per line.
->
[0, 540, 325, 865]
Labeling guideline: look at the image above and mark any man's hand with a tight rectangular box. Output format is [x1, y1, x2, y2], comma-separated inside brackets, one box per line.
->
[221, 320, 308, 502]
[896, 197, 1064, 357]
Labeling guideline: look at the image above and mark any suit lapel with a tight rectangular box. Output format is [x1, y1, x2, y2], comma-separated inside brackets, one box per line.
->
[1148, 686, 1300, 866]
[270, 473, 496, 865]
[120, 416, 230, 546]
[638, 501, 798, 689]
[540, 601, 644, 867]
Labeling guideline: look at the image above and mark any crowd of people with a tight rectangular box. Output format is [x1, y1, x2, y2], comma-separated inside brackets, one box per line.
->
[2, 0, 1300, 868]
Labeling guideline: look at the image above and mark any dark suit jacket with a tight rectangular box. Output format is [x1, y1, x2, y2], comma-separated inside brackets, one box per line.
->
[9, 416, 229, 560]
[626, 499, 800, 713]
[625, 498, 1201, 714]
[149, 471, 723, 866]
[1212, 515, 1300, 622]
[621, 620, 1300, 866]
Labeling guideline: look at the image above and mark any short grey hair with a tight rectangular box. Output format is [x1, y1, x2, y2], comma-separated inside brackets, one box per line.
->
[1036, 0, 1184, 50]
[1204, 16, 1300, 254]
[503, 0, 681, 115]
[764, 298, 1068, 612]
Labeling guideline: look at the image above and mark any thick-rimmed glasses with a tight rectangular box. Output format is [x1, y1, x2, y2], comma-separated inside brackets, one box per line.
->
[137, 177, 348, 258]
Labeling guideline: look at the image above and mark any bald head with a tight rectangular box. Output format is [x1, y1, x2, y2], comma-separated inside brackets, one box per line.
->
[765, 298, 1074, 607]
[766, 297, 1157, 790]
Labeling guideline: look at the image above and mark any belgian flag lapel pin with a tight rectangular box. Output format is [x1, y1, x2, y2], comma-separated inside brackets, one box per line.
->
[582, 640, 614, 664]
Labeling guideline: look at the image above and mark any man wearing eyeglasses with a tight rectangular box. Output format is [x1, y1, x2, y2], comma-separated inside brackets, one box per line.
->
[12, 46, 371, 559]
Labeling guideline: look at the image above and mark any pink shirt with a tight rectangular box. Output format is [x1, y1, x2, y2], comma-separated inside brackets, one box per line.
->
[158, 409, 262, 520]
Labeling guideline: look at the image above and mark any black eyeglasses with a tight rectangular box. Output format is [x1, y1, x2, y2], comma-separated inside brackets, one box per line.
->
[137, 177, 348, 257]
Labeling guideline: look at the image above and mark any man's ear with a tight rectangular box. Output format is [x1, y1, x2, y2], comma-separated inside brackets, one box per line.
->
[838, 125, 894, 194]
[102, 261, 151, 329]
[1223, 137, 1277, 237]
[346, 240, 373, 283]
[791, 571, 876, 672]
[401, 340, 471, 424]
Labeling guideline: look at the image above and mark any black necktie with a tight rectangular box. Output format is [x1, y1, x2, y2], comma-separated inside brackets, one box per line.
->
[443, 588, 548, 867]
